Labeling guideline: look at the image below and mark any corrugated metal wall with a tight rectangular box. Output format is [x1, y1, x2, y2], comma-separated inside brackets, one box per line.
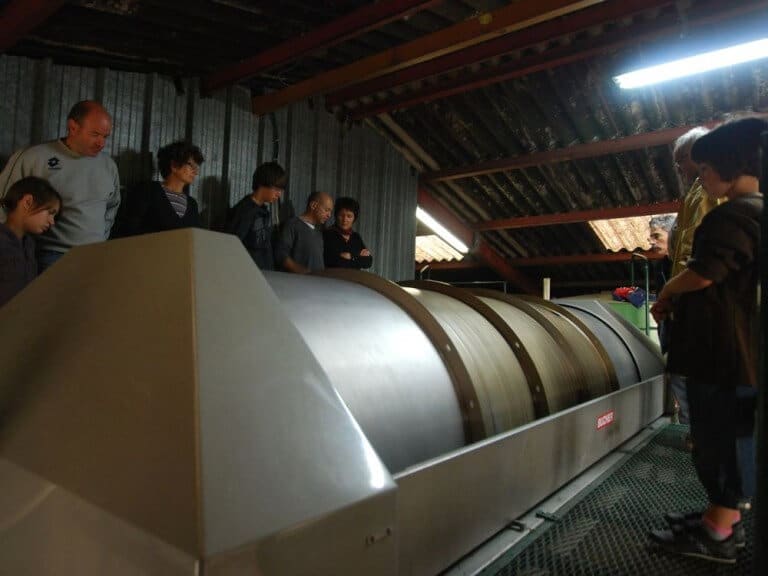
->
[0, 54, 417, 281]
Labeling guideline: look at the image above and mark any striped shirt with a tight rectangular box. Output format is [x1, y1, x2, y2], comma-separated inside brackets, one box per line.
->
[162, 185, 188, 218]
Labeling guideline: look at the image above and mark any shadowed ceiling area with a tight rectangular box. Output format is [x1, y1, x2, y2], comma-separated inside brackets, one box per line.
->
[2, 0, 766, 291]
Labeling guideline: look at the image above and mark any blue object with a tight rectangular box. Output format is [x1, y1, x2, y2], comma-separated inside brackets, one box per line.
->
[627, 287, 646, 308]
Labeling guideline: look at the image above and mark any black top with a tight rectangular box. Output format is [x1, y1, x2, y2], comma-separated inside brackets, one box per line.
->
[226, 195, 275, 270]
[323, 227, 372, 269]
[0, 223, 36, 308]
[115, 181, 200, 236]
[668, 194, 762, 387]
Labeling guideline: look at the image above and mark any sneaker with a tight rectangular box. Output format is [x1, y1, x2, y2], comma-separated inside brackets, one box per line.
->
[650, 524, 737, 564]
[649, 522, 686, 546]
[663, 511, 746, 548]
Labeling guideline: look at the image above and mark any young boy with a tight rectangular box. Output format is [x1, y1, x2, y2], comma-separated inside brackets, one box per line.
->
[226, 162, 286, 270]
[0, 177, 62, 307]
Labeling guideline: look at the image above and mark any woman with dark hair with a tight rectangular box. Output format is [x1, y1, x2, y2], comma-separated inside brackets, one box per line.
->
[117, 141, 204, 236]
[650, 117, 766, 564]
[323, 196, 372, 269]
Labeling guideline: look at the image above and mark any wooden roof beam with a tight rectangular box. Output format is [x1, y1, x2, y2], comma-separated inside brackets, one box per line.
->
[251, 0, 604, 114]
[476, 201, 681, 231]
[0, 0, 67, 52]
[202, 0, 441, 94]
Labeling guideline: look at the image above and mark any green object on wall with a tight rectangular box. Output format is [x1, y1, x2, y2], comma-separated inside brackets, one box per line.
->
[608, 301, 659, 347]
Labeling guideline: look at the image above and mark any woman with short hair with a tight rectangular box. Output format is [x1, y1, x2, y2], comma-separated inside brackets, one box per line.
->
[323, 196, 372, 270]
[117, 141, 204, 236]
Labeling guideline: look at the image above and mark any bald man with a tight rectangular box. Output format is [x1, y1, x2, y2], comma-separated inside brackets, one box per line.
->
[274, 191, 333, 273]
[0, 100, 120, 271]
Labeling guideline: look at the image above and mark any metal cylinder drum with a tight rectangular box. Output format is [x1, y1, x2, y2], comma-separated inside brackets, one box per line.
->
[555, 299, 663, 387]
[517, 296, 616, 399]
[400, 285, 536, 438]
[265, 272, 663, 473]
[473, 294, 581, 413]
[264, 272, 466, 473]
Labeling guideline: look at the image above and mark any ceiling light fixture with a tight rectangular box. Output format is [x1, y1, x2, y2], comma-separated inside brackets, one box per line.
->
[614, 38, 768, 89]
[416, 207, 469, 254]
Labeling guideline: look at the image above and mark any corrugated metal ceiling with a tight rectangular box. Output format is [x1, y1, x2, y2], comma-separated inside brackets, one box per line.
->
[4, 0, 768, 291]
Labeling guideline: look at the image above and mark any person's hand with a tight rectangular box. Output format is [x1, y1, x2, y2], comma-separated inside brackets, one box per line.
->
[651, 298, 673, 323]
[360, 248, 371, 257]
[340, 252, 352, 260]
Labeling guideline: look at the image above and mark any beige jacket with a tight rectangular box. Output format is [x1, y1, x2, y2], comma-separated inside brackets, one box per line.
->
[669, 179, 723, 278]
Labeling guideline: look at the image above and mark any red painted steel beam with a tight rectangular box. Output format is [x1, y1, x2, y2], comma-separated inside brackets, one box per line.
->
[416, 260, 480, 271]
[417, 250, 663, 267]
[0, 0, 67, 52]
[476, 241, 539, 293]
[421, 109, 768, 182]
[511, 251, 663, 267]
[550, 278, 626, 288]
[421, 126, 697, 183]
[350, 28, 624, 119]
[417, 188, 474, 248]
[326, 0, 670, 107]
[202, 0, 441, 94]
[476, 201, 681, 232]
[348, 0, 768, 119]
[418, 189, 537, 293]
[252, 0, 603, 115]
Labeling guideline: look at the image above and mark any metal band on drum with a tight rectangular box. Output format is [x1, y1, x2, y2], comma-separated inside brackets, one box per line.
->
[400, 280, 549, 419]
[471, 289, 588, 408]
[318, 269, 485, 444]
[555, 301, 644, 384]
[517, 295, 619, 393]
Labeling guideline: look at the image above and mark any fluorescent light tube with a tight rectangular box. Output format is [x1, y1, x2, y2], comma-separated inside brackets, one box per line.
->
[614, 38, 768, 89]
[416, 207, 469, 254]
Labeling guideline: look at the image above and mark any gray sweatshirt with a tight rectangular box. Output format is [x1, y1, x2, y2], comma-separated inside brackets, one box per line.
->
[274, 216, 325, 272]
[0, 139, 121, 252]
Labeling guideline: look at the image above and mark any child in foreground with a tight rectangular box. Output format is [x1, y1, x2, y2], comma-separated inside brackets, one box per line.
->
[0, 176, 62, 307]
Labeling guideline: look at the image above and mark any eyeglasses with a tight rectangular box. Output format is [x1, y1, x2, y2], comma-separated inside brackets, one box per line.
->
[185, 161, 200, 172]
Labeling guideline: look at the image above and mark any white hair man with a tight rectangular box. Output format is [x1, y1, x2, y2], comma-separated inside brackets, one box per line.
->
[664, 127, 724, 430]
[669, 127, 723, 275]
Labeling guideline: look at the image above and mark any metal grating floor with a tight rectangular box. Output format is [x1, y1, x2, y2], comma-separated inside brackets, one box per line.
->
[484, 424, 754, 576]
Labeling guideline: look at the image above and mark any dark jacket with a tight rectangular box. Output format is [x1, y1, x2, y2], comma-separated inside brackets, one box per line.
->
[667, 194, 762, 387]
[116, 181, 200, 236]
[323, 227, 372, 270]
[226, 195, 274, 270]
[0, 223, 36, 308]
